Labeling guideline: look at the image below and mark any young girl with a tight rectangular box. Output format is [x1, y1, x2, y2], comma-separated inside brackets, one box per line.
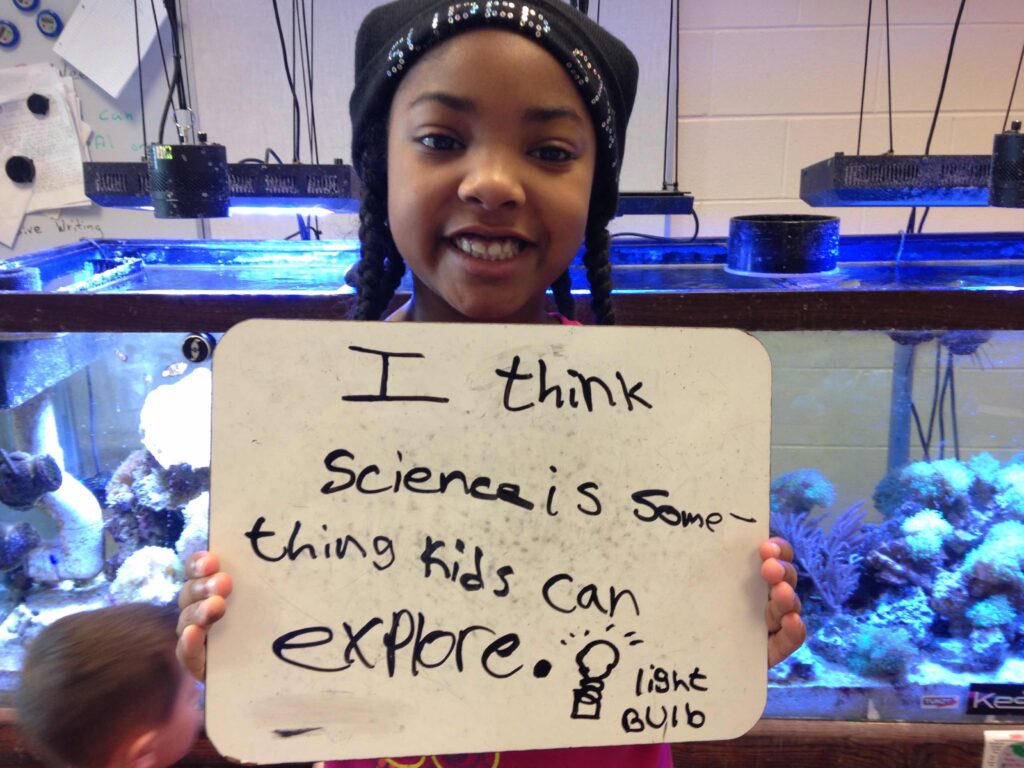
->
[178, 1, 806, 765]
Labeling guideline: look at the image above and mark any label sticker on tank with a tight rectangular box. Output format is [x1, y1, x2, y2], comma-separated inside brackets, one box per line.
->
[968, 685, 1024, 715]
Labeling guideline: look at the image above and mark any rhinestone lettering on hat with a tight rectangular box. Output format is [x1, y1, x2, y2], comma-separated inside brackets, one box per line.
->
[382, 2, 616, 168]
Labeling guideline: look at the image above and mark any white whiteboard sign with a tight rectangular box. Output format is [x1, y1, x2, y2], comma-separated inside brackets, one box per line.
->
[206, 321, 771, 763]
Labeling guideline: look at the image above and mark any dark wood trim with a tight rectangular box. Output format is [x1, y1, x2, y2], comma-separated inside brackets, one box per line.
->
[0, 290, 1022, 332]
[671, 719, 991, 767]
[0, 719, 996, 767]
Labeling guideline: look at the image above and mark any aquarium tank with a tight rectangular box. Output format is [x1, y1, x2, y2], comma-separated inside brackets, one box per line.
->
[0, 232, 1022, 726]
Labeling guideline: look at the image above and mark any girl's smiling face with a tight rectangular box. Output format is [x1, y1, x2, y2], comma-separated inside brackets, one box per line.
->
[386, 28, 596, 324]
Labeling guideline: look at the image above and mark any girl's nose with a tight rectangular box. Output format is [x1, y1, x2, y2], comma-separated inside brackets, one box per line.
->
[458, 154, 526, 210]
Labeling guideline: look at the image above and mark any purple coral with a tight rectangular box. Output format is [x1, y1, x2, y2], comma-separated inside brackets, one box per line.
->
[0, 521, 41, 571]
[0, 450, 62, 509]
[770, 469, 867, 614]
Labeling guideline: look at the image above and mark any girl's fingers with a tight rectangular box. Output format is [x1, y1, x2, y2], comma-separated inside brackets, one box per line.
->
[177, 622, 208, 681]
[768, 611, 807, 667]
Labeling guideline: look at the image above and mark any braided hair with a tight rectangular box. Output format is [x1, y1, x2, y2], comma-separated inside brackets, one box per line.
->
[346, 117, 406, 321]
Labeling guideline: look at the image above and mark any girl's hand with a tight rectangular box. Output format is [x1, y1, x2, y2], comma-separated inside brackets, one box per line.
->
[760, 537, 806, 667]
[176, 551, 233, 681]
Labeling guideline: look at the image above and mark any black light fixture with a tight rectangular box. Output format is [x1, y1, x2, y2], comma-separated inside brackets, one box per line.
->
[146, 134, 230, 219]
[989, 120, 1024, 208]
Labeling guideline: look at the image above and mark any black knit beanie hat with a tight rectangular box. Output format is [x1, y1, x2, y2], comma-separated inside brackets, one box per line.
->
[350, 0, 639, 228]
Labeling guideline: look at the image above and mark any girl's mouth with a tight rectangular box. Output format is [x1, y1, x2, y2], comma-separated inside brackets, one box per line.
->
[452, 235, 525, 261]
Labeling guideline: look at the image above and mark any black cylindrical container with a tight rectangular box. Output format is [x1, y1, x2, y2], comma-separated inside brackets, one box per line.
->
[727, 214, 839, 275]
[147, 142, 230, 219]
[989, 121, 1024, 208]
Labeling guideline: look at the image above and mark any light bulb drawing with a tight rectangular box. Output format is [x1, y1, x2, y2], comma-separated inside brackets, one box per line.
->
[571, 639, 620, 720]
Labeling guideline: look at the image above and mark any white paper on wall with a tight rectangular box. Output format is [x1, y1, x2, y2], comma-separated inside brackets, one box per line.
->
[205, 321, 772, 763]
[53, 0, 168, 100]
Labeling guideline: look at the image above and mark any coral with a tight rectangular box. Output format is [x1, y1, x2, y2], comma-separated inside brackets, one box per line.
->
[967, 453, 1001, 508]
[103, 449, 207, 579]
[139, 368, 212, 470]
[994, 463, 1024, 521]
[900, 509, 954, 565]
[867, 588, 936, 645]
[847, 625, 917, 680]
[968, 627, 1011, 670]
[898, 459, 975, 524]
[0, 450, 61, 508]
[930, 570, 971, 628]
[108, 546, 184, 605]
[967, 594, 1017, 630]
[872, 471, 906, 519]
[0, 522, 41, 571]
[175, 492, 209, 563]
[770, 469, 835, 517]
[963, 521, 1024, 596]
[772, 498, 868, 614]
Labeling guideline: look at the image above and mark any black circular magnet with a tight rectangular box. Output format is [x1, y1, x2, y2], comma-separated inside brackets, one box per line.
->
[0, 19, 19, 47]
[12, 0, 39, 11]
[35, 8, 60, 36]
[182, 332, 216, 363]
[5, 155, 34, 183]
[26, 93, 48, 115]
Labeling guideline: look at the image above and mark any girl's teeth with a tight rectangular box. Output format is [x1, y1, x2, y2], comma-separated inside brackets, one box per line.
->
[455, 236, 522, 261]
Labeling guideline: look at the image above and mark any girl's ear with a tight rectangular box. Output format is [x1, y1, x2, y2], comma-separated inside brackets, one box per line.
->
[120, 730, 159, 768]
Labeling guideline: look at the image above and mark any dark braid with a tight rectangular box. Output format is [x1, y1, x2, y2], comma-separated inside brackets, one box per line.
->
[550, 269, 576, 320]
[349, 118, 406, 320]
[582, 223, 615, 325]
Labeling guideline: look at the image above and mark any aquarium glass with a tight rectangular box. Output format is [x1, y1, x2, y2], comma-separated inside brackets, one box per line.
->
[1, 233, 1023, 723]
[760, 329, 1024, 723]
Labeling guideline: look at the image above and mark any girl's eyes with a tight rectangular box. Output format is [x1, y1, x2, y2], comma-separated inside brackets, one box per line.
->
[417, 134, 462, 151]
[416, 134, 576, 163]
[530, 145, 576, 163]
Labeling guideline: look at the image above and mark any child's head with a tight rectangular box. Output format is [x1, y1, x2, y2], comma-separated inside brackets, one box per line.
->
[347, 0, 638, 324]
[15, 603, 202, 768]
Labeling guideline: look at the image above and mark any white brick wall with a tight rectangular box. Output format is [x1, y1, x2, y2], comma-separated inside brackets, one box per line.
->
[657, 0, 1024, 237]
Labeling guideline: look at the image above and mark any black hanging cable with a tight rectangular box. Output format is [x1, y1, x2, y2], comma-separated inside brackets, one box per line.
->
[302, 0, 319, 163]
[687, 209, 700, 242]
[1004, 38, 1024, 132]
[884, 0, 894, 153]
[271, 0, 302, 162]
[149, 0, 179, 143]
[84, 369, 101, 476]
[924, 0, 967, 157]
[923, 340, 942, 459]
[948, 351, 960, 460]
[292, 0, 305, 160]
[661, 0, 678, 191]
[149, 0, 174, 95]
[905, 348, 929, 459]
[295, 0, 313, 164]
[856, 0, 872, 155]
[912, 0, 968, 234]
[302, 0, 321, 237]
[165, 1, 188, 112]
[178, 1, 193, 122]
[132, 0, 148, 151]
[937, 356, 953, 460]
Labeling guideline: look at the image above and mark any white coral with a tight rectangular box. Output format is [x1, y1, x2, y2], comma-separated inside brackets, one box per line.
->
[140, 368, 212, 470]
[175, 492, 209, 563]
[109, 546, 184, 605]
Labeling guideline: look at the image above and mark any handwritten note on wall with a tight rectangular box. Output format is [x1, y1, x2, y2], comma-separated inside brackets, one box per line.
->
[205, 321, 772, 763]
